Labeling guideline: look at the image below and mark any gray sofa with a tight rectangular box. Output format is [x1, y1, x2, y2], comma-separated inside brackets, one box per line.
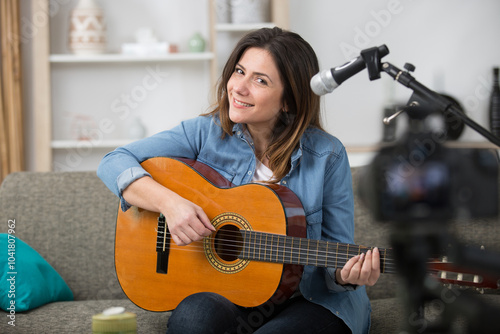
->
[0, 167, 499, 333]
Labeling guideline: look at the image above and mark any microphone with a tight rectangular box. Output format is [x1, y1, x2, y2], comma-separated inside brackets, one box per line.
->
[310, 45, 389, 96]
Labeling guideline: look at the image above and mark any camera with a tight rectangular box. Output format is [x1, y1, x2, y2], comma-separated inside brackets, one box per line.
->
[359, 106, 499, 223]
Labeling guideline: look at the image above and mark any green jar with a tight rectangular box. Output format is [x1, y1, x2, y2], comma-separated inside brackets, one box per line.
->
[189, 32, 206, 52]
[92, 308, 137, 334]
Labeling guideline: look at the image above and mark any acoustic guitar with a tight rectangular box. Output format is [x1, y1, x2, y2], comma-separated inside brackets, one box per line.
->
[115, 157, 498, 312]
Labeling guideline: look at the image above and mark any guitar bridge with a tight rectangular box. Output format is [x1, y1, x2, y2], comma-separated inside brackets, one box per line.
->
[156, 213, 170, 274]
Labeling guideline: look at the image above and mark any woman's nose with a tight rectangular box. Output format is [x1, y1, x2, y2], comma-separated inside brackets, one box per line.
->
[232, 77, 249, 96]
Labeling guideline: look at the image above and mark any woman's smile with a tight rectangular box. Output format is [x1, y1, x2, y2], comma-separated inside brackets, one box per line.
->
[233, 98, 254, 108]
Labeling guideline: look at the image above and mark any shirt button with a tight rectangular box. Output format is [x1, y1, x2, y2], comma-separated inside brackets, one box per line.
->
[247, 171, 252, 175]
[237, 131, 241, 135]
[282, 180, 287, 185]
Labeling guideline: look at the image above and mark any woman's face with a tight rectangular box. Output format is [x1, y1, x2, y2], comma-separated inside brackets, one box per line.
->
[227, 47, 285, 135]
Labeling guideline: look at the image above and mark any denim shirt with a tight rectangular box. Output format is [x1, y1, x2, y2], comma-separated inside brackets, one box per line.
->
[97, 115, 371, 334]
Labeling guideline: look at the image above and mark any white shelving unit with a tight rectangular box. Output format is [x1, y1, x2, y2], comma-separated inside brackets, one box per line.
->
[32, 0, 289, 171]
[49, 53, 215, 63]
[51, 139, 133, 149]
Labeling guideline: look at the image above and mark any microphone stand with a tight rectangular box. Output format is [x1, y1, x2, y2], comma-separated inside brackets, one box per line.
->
[380, 61, 500, 147]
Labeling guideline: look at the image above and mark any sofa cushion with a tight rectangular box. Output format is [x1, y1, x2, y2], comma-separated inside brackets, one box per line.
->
[0, 234, 73, 312]
[0, 171, 126, 301]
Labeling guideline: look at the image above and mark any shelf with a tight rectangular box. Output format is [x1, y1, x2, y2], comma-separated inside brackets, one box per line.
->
[215, 22, 275, 32]
[49, 52, 214, 63]
[51, 139, 133, 149]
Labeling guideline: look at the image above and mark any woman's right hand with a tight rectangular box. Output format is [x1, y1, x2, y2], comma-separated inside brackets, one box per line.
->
[122, 176, 215, 246]
[161, 193, 215, 246]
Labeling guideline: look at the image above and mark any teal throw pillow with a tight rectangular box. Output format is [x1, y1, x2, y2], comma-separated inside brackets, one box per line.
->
[0, 233, 73, 312]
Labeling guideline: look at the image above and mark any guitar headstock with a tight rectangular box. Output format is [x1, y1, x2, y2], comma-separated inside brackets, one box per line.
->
[428, 255, 500, 291]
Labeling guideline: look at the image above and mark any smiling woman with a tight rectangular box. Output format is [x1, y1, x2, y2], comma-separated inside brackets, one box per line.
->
[98, 27, 379, 334]
[207, 27, 323, 183]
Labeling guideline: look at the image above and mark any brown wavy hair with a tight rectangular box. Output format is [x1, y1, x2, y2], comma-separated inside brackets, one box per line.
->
[205, 27, 322, 182]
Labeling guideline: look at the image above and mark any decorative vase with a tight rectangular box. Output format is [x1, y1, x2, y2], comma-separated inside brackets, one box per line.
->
[188, 32, 206, 53]
[69, 0, 106, 55]
[230, 0, 270, 24]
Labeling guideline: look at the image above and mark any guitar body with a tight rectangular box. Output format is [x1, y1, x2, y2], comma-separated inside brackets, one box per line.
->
[115, 157, 306, 311]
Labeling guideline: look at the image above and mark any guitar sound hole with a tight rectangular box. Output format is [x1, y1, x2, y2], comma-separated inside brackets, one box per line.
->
[214, 225, 243, 261]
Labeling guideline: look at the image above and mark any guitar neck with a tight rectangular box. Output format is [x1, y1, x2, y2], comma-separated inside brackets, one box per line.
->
[240, 230, 395, 274]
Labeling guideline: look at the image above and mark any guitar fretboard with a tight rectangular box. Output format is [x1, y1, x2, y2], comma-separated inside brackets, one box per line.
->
[240, 230, 395, 274]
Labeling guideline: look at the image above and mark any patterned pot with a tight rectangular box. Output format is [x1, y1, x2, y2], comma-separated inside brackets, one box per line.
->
[69, 0, 106, 54]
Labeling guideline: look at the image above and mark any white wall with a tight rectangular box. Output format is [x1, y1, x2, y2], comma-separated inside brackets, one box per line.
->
[289, 0, 500, 146]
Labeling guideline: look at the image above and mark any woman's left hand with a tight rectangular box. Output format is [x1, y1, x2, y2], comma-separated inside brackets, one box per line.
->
[336, 247, 380, 287]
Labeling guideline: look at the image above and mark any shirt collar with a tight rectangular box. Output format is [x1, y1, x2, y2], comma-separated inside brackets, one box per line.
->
[232, 122, 303, 174]
[232, 123, 245, 134]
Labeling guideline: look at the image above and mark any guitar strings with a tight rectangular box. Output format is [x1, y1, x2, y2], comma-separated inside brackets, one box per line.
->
[154, 227, 486, 288]
[156, 229, 398, 271]
[156, 233, 466, 277]
[158, 228, 476, 279]
[158, 229, 395, 264]
[156, 231, 488, 288]
[162, 241, 399, 273]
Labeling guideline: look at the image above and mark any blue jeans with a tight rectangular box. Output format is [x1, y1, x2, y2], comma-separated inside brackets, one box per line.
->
[166, 292, 350, 334]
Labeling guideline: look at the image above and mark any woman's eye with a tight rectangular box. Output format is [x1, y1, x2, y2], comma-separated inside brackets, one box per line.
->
[256, 78, 268, 85]
[235, 68, 244, 75]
